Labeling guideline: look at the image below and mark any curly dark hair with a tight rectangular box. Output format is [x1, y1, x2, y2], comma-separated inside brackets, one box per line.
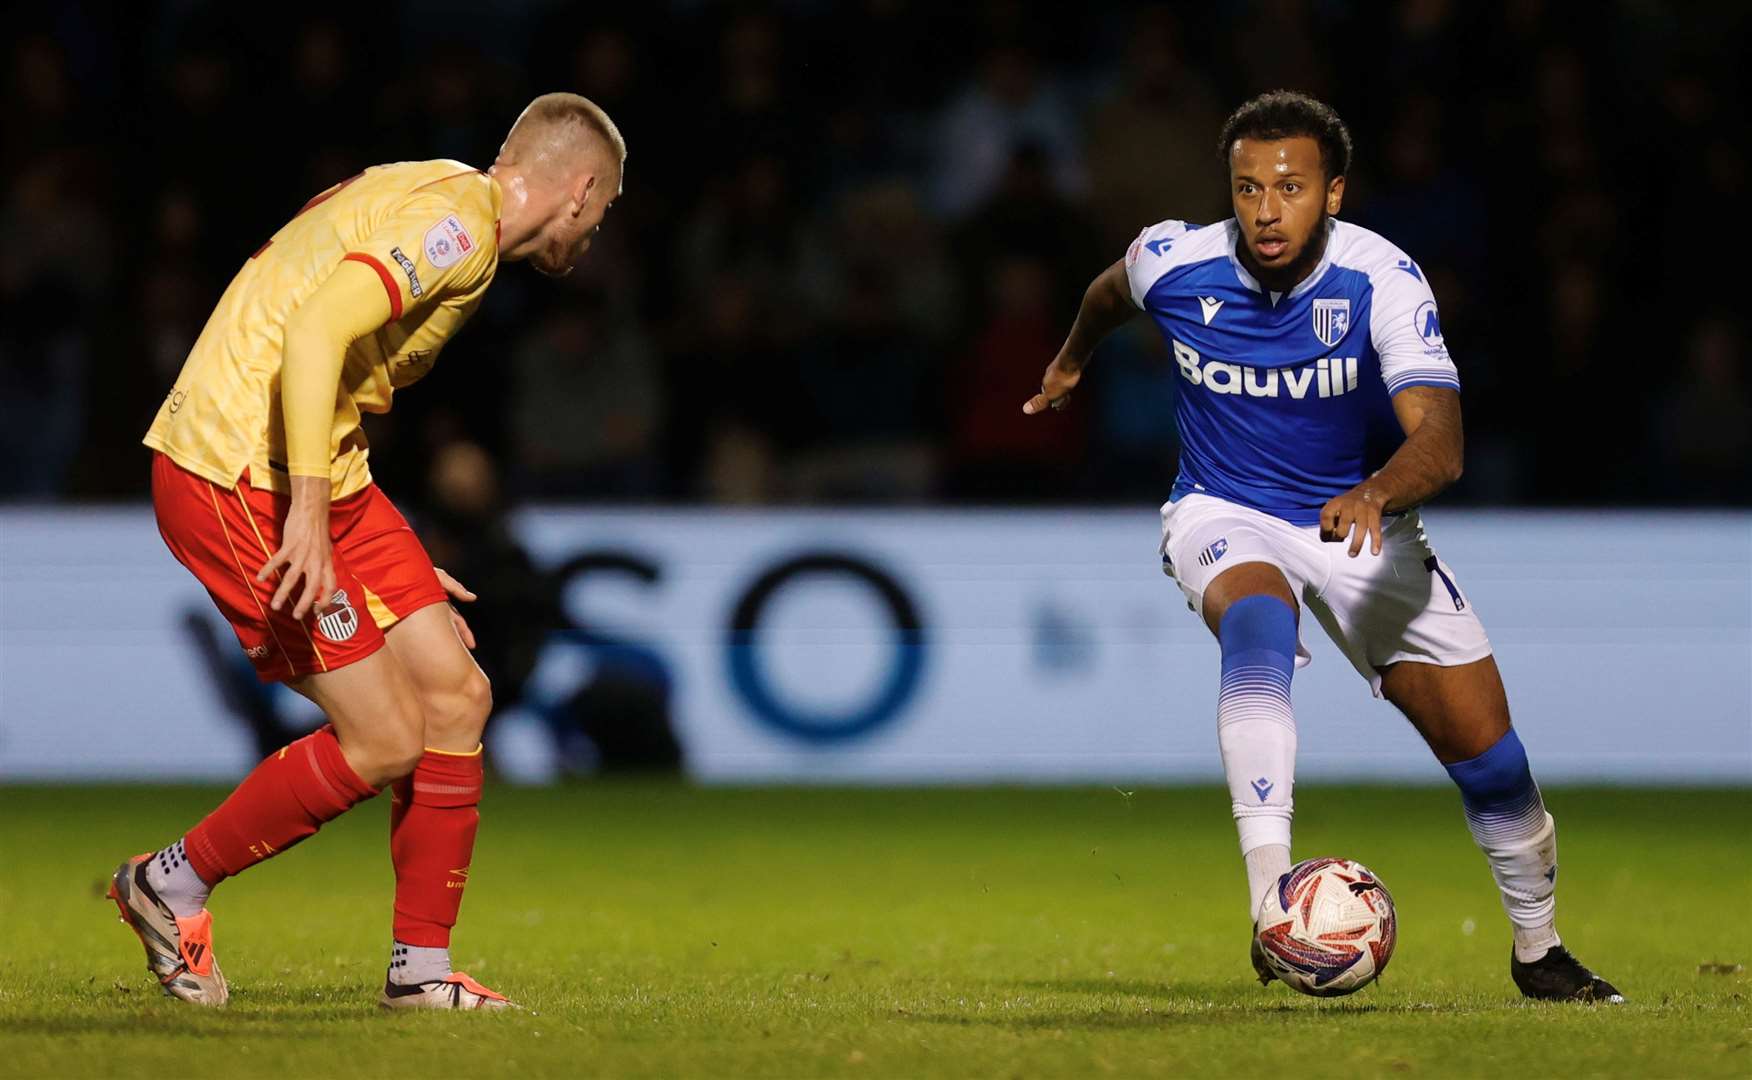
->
[1216, 90, 1353, 182]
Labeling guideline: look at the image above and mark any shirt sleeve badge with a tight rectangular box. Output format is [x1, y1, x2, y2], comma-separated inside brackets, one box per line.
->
[423, 214, 475, 269]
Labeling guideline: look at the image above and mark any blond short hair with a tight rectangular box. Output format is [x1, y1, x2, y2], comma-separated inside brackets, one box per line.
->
[501, 92, 626, 179]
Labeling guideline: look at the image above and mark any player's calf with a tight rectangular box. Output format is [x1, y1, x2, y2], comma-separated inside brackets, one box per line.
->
[1440, 725, 1624, 1000]
[383, 609, 495, 994]
[387, 745, 484, 988]
[1443, 727, 1561, 957]
[1213, 592, 1299, 923]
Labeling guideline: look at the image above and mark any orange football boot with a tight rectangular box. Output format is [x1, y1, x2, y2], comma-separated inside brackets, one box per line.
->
[379, 971, 518, 1010]
[106, 854, 229, 1006]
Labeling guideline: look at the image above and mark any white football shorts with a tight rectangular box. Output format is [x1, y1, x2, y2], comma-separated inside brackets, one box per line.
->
[1159, 493, 1493, 696]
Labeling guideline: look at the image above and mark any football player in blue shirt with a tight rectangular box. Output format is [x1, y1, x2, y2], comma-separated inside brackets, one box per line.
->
[1024, 90, 1620, 1002]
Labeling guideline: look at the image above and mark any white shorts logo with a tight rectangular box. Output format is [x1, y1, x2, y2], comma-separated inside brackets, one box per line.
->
[316, 589, 360, 642]
[423, 214, 475, 269]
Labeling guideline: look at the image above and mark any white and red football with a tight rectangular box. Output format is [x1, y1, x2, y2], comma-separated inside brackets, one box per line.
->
[1254, 857, 1397, 997]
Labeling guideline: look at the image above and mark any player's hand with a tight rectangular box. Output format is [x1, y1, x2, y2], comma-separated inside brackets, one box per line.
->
[1320, 483, 1388, 558]
[435, 567, 477, 650]
[258, 495, 336, 620]
[435, 567, 477, 603]
[1022, 354, 1084, 415]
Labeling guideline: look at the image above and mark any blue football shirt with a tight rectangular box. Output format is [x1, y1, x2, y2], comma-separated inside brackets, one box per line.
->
[1124, 218, 1459, 525]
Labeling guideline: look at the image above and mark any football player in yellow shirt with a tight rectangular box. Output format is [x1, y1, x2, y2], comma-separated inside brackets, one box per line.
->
[109, 93, 624, 1010]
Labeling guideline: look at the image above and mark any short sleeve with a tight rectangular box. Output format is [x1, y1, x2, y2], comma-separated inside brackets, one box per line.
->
[1369, 260, 1460, 395]
[341, 194, 495, 322]
[1124, 219, 1192, 309]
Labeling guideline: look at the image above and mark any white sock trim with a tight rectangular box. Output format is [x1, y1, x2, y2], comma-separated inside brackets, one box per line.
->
[389, 941, 453, 986]
[1243, 843, 1292, 923]
[145, 838, 211, 918]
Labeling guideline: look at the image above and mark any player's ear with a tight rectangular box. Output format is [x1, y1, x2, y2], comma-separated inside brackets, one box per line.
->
[573, 173, 596, 216]
[1326, 174, 1345, 216]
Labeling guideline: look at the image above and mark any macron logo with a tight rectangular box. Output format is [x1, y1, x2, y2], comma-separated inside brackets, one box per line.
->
[1199, 296, 1224, 325]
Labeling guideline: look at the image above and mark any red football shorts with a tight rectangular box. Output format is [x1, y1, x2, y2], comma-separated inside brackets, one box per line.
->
[151, 452, 447, 682]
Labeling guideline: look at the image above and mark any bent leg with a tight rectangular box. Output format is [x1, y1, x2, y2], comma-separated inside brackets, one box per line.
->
[1382, 657, 1559, 960]
[1378, 654, 1509, 763]
[169, 649, 426, 907]
[382, 603, 492, 979]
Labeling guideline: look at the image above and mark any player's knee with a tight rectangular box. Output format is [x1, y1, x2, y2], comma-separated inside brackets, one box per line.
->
[459, 668, 493, 728]
[351, 706, 426, 784]
[423, 669, 492, 747]
[382, 744, 426, 783]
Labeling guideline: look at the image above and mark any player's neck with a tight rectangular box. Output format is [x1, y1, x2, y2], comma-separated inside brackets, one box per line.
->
[486, 165, 537, 259]
[1237, 217, 1331, 294]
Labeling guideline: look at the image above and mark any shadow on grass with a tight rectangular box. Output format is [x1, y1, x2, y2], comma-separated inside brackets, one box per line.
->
[1013, 978, 1176, 998]
[900, 1001, 1412, 1033]
[891, 979, 1496, 1033]
[9, 981, 439, 1034]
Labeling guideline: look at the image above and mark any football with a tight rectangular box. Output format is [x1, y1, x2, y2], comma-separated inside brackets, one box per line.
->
[1254, 857, 1397, 997]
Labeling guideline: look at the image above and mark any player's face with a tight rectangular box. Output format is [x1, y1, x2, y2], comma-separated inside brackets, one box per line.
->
[1229, 137, 1344, 282]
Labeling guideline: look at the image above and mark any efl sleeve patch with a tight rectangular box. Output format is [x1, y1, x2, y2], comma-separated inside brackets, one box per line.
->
[423, 214, 475, 269]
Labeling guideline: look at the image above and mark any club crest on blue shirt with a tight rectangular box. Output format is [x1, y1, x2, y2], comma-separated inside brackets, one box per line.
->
[1312, 298, 1350, 348]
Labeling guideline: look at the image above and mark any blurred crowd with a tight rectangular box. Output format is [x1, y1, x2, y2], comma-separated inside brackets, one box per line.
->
[4, 0, 1747, 510]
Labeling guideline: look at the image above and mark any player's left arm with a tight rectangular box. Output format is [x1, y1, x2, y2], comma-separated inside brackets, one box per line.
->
[1320, 386, 1463, 556]
[1322, 255, 1464, 556]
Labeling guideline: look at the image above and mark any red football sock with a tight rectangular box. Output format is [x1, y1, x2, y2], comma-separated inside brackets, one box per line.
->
[184, 724, 378, 885]
[389, 747, 483, 948]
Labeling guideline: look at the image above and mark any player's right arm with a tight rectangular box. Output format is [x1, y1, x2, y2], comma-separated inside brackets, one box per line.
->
[257, 259, 393, 619]
[1022, 259, 1134, 416]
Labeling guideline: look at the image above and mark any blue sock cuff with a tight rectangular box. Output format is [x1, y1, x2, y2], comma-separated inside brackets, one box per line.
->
[1444, 727, 1536, 810]
[1217, 595, 1297, 676]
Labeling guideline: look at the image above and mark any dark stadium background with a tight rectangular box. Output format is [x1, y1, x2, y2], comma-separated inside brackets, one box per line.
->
[5, 1, 1748, 511]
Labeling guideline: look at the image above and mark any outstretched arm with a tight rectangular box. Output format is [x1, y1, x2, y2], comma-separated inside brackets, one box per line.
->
[1021, 259, 1136, 416]
[1320, 386, 1464, 556]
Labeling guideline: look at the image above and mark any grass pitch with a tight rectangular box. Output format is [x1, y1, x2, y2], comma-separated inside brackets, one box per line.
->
[1, 783, 1747, 1078]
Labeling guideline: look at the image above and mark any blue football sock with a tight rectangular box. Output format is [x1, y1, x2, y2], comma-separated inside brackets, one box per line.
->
[1216, 594, 1299, 919]
[1445, 728, 1560, 960]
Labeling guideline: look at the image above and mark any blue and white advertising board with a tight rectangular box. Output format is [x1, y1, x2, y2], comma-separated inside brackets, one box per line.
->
[2, 508, 1748, 783]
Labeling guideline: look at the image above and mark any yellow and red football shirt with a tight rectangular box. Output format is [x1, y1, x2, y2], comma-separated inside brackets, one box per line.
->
[144, 160, 502, 500]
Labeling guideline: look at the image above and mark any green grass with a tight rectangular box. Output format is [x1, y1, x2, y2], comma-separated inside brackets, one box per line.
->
[1, 784, 1747, 1078]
